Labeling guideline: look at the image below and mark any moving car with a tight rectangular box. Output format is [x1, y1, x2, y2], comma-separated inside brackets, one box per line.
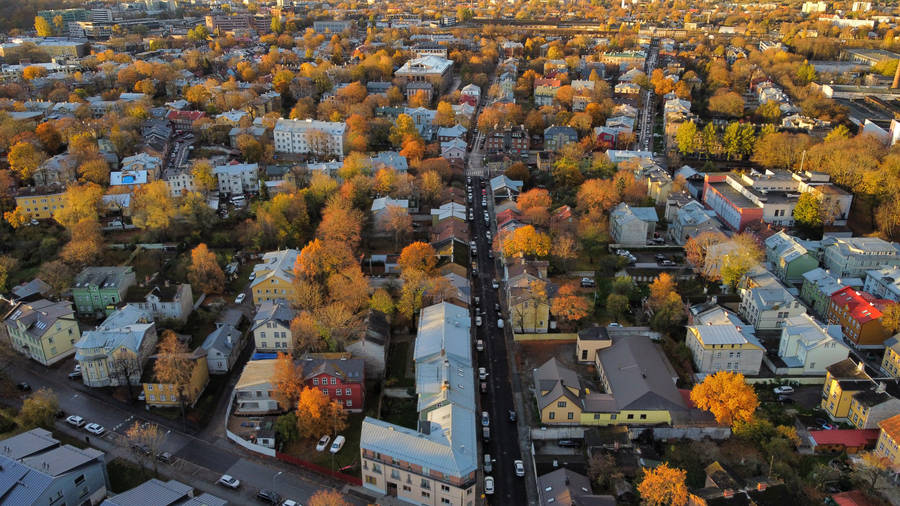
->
[235, 293, 246, 304]
[316, 435, 331, 452]
[773, 386, 795, 395]
[66, 415, 86, 427]
[485, 476, 495, 494]
[217, 475, 241, 489]
[514, 460, 525, 477]
[330, 435, 346, 454]
[85, 423, 105, 436]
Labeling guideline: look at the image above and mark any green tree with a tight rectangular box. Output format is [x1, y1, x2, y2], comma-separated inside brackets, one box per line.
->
[606, 293, 629, 321]
[825, 124, 850, 142]
[794, 192, 823, 232]
[675, 121, 698, 155]
[18, 388, 59, 429]
[274, 412, 300, 443]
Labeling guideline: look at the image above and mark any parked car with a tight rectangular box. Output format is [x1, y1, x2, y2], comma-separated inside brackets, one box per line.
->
[497, 319, 504, 328]
[217, 475, 241, 489]
[66, 415, 86, 428]
[776, 395, 795, 404]
[557, 439, 581, 448]
[491, 280, 499, 289]
[85, 423, 105, 436]
[316, 435, 331, 452]
[481, 411, 490, 427]
[484, 453, 493, 473]
[257, 489, 280, 504]
[138, 391, 145, 401]
[580, 277, 595, 287]
[235, 293, 246, 304]
[773, 386, 795, 395]
[655, 254, 667, 262]
[485, 476, 495, 494]
[476, 339, 484, 352]
[514, 460, 525, 477]
[68, 371, 82, 380]
[282, 501, 300, 506]
[478, 367, 488, 380]
[508, 410, 517, 422]
[157, 452, 173, 464]
[494, 303, 500, 312]
[131, 443, 151, 456]
[15, 382, 30, 391]
[480, 381, 487, 394]
[330, 435, 345, 454]
[475, 316, 483, 326]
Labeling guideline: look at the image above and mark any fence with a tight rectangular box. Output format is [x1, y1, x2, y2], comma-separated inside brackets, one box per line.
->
[513, 332, 578, 342]
[531, 427, 585, 440]
[276, 452, 362, 486]
[628, 426, 732, 441]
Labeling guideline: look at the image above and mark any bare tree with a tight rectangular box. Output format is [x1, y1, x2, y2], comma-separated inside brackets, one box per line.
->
[125, 421, 167, 477]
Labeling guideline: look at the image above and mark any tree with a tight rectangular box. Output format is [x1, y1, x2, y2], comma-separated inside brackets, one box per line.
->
[78, 158, 110, 185]
[675, 121, 698, 155]
[417, 171, 443, 205]
[370, 288, 394, 317]
[125, 420, 166, 476]
[684, 231, 728, 279]
[60, 218, 103, 266]
[638, 463, 689, 506]
[54, 183, 103, 230]
[720, 234, 763, 290]
[34, 16, 53, 37]
[273, 352, 304, 408]
[294, 386, 348, 439]
[0, 256, 17, 292]
[39, 260, 73, 296]
[384, 205, 412, 249]
[517, 188, 551, 225]
[191, 160, 216, 195]
[154, 330, 196, 426]
[317, 200, 363, 251]
[132, 180, 177, 233]
[606, 293, 629, 321]
[648, 273, 676, 311]
[275, 412, 300, 444]
[690, 371, 759, 427]
[852, 451, 890, 489]
[881, 303, 900, 336]
[502, 225, 551, 258]
[708, 90, 745, 118]
[399, 242, 437, 275]
[8, 141, 45, 180]
[551, 283, 590, 325]
[3, 206, 28, 229]
[18, 388, 58, 429]
[794, 192, 823, 233]
[35, 123, 61, 152]
[433, 101, 456, 127]
[188, 243, 224, 294]
[308, 489, 348, 506]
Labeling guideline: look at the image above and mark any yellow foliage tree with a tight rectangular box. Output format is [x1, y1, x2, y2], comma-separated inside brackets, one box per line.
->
[502, 225, 551, 258]
[54, 183, 103, 231]
[638, 463, 689, 506]
[690, 371, 759, 427]
[294, 386, 348, 439]
[132, 180, 177, 232]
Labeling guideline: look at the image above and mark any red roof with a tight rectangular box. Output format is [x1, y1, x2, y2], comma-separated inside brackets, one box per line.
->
[166, 110, 206, 122]
[830, 287, 886, 324]
[832, 490, 877, 506]
[809, 429, 879, 448]
[495, 208, 521, 226]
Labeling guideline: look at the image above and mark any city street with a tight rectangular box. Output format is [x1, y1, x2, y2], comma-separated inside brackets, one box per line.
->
[466, 176, 531, 504]
[6, 358, 364, 505]
[638, 43, 659, 152]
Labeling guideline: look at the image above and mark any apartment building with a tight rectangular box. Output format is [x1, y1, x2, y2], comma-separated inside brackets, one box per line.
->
[822, 237, 900, 278]
[273, 118, 346, 159]
[5, 299, 80, 366]
[826, 287, 893, 347]
[251, 250, 299, 305]
[685, 323, 765, 376]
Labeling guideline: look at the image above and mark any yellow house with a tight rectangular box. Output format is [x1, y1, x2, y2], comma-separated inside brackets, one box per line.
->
[251, 249, 299, 305]
[822, 359, 873, 420]
[876, 413, 900, 469]
[881, 336, 900, 378]
[15, 192, 64, 220]
[534, 358, 583, 424]
[4, 299, 80, 366]
[506, 259, 552, 334]
[143, 351, 210, 408]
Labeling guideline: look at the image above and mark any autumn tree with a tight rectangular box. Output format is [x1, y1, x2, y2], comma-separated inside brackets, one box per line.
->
[708, 90, 745, 118]
[720, 234, 763, 290]
[308, 489, 348, 506]
[125, 420, 167, 475]
[675, 121, 698, 155]
[502, 225, 551, 258]
[18, 388, 59, 429]
[690, 371, 759, 427]
[35, 123, 61, 152]
[398, 242, 437, 275]
[384, 205, 412, 249]
[132, 180, 177, 234]
[370, 288, 394, 317]
[794, 192, 824, 234]
[154, 330, 196, 426]
[638, 463, 689, 506]
[60, 219, 103, 266]
[317, 199, 363, 251]
[34, 16, 53, 37]
[881, 303, 900, 335]
[54, 182, 103, 230]
[294, 386, 348, 439]
[188, 243, 224, 294]
[191, 159, 216, 195]
[273, 352, 304, 408]
[78, 158, 110, 185]
[8, 141, 46, 180]
[852, 451, 891, 489]
[517, 188, 552, 226]
[550, 283, 590, 325]
[647, 273, 685, 330]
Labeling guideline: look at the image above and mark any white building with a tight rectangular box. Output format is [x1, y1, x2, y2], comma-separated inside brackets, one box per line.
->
[273, 118, 346, 159]
[213, 163, 259, 195]
[609, 203, 658, 246]
[738, 270, 806, 330]
[686, 323, 765, 377]
[865, 267, 900, 302]
[776, 314, 849, 375]
[251, 301, 295, 353]
[822, 237, 900, 278]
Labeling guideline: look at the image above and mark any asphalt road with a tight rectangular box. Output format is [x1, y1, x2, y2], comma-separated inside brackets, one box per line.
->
[468, 177, 528, 504]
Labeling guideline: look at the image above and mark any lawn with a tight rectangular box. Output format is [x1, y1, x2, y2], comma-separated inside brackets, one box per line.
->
[385, 340, 413, 388]
[107, 459, 149, 493]
[283, 413, 368, 476]
[380, 397, 417, 429]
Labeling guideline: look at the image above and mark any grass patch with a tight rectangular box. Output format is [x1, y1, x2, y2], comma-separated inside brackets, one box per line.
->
[283, 413, 367, 476]
[380, 397, 418, 429]
[385, 341, 413, 388]
[107, 458, 148, 493]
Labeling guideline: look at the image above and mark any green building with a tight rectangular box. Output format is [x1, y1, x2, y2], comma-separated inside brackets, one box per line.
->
[764, 231, 821, 285]
[72, 266, 136, 318]
[37, 8, 89, 26]
[800, 268, 844, 317]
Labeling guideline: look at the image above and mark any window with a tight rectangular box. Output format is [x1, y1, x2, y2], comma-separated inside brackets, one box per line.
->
[346, 400, 352, 407]
[322, 388, 328, 395]
[260, 332, 265, 338]
[441, 485, 450, 492]
[549, 412, 555, 420]
[313, 378, 319, 385]
[567, 412, 574, 420]
[403, 485, 411, 492]
[557, 401, 566, 408]
[627, 414, 634, 420]
[422, 491, 430, 498]
[331, 377, 337, 385]
[640, 414, 647, 420]
[610, 414, 617, 420]
[336, 389, 342, 396]
[365, 476, 378, 485]
[74, 474, 85, 486]
[345, 388, 351, 395]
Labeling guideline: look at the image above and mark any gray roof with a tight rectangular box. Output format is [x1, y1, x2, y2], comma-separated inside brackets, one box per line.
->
[300, 358, 365, 383]
[0, 456, 53, 505]
[201, 324, 240, 356]
[101, 478, 228, 506]
[74, 266, 133, 289]
[611, 202, 659, 223]
[416, 355, 474, 413]
[361, 404, 478, 478]
[5, 299, 75, 339]
[534, 358, 582, 411]
[20, 445, 105, 477]
[75, 306, 154, 360]
[10, 279, 50, 301]
[0, 429, 57, 461]
[538, 468, 595, 506]
[596, 335, 686, 412]
[689, 325, 750, 346]
[251, 301, 295, 331]
[414, 302, 471, 366]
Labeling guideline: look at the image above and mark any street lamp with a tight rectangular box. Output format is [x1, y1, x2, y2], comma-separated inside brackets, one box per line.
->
[272, 471, 282, 493]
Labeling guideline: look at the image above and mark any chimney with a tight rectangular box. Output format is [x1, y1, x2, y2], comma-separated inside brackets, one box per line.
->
[893, 60, 900, 89]
[757, 482, 767, 491]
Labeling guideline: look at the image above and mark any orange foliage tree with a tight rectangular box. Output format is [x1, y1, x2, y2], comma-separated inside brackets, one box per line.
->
[550, 283, 590, 324]
[690, 371, 759, 427]
[273, 352, 304, 408]
[502, 225, 551, 258]
[294, 386, 348, 439]
[638, 463, 689, 506]
[188, 243, 225, 294]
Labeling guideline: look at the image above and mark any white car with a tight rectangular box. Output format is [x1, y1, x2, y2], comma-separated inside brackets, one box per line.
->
[476, 339, 484, 352]
[476, 316, 482, 326]
[497, 319, 504, 329]
[491, 280, 499, 289]
[773, 386, 795, 395]
[316, 435, 331, 452]
[84, 423, 105, 435]
[216, 475, 241, 489]
[481, 411, 490, 427]
[330, 435, 345, 453]
[66, 415, 85, 427]
[514, 459, 525, 477]
[234, 293, 246, 304]
[478, 367, 488, 380]
[282, 501, 300, 506]
[485, 476, 495, 494]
